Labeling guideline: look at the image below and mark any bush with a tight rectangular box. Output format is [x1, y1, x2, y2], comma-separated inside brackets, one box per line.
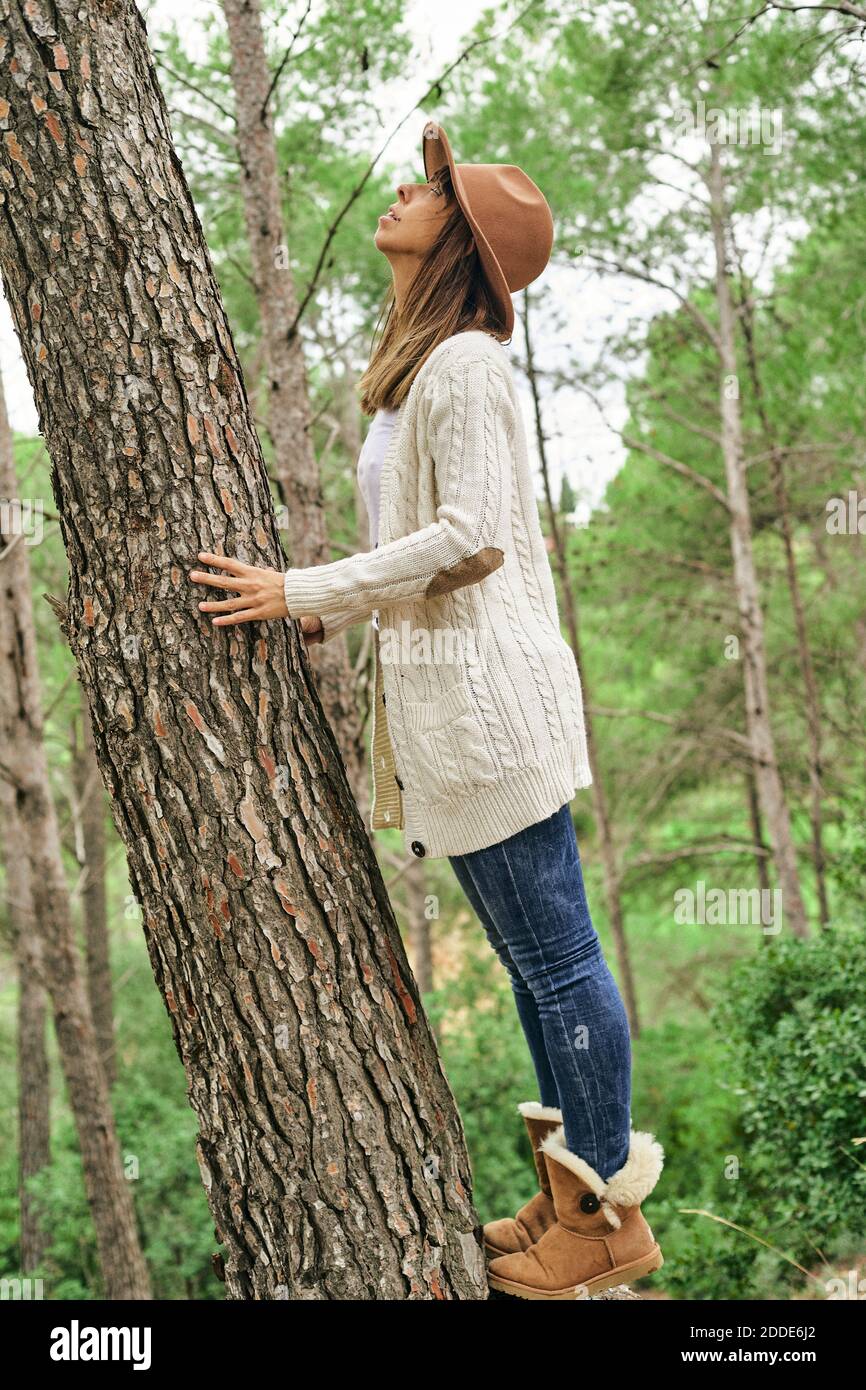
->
[631, 1018, 752, 1300]
[708, 923, 866, 1296]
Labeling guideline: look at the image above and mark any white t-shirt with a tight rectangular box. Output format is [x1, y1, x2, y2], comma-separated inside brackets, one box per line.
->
[357, 406, 402, 549]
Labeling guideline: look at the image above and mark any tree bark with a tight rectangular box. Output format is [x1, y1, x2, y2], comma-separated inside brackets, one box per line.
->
[0, 0, 483, 1300]
[0, 371, 150, 1297]
[522, 298, 640, 1036]
[221, 0, 368, 816]
[706, 139, 809, 938]
[72, 697, 115, 1085]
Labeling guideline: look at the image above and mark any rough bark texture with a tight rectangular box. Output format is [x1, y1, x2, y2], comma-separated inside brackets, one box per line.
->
[0, 774, 51, 1273]
[0, 0, 483, 1299]
[0, 370, 150, 1298]
[72, 697, 115, 1084]
[522, 305, 640, 1036]
[221, 0, 368, 817]
[706, 140, 808, 938]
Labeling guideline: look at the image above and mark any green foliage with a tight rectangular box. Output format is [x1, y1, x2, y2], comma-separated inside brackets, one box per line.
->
[3, 0, 865, 1305]
[710, 925, 866, 1295]
[631, 1019, 756, 1300]
[430, 941, 539, 1226]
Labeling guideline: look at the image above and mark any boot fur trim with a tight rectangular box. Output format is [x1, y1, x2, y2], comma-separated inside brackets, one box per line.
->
[540, 1126, 664, 1229]
[517, 1101, 563, 1122]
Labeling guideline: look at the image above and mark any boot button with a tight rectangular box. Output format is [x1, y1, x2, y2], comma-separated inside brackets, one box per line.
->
[410, 840, 425, 857]
[382, 693, 386, 706]
[395, 776, 404, 790]
[579, 1193, 601, 1214]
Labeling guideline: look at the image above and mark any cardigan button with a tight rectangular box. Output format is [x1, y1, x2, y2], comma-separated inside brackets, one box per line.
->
[410, 840, 426, 857]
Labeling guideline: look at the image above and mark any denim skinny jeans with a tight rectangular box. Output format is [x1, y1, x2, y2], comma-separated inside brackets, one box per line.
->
[448, 802, 631, 1178]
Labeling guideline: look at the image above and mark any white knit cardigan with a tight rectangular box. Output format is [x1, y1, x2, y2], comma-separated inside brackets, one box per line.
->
[282, 329, 592, 858]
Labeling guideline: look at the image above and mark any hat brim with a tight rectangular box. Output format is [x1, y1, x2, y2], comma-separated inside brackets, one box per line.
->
[421, 120, 514, 338]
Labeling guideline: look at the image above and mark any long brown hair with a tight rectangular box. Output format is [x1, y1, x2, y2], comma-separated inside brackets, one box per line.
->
[358, 164, 508, 415]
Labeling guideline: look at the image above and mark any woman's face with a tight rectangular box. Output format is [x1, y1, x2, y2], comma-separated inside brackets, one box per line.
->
[374, 172, 453, 260]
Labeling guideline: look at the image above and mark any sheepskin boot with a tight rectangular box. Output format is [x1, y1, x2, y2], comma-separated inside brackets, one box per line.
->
[483, 1102, 562, 1258]
[487, 1125, 665, 1299]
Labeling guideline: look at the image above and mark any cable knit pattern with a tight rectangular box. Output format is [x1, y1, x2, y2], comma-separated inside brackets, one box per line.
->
[283, 329, 592, 857]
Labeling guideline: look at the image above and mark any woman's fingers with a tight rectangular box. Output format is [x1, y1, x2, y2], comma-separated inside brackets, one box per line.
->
[189, 552, 254, 591]
[196, 550, 252, 577]
[189, 568, 249, 592]
[197, 595, 249, 613]
[189, 554, 289, 625]
[211, 607, 267, 626]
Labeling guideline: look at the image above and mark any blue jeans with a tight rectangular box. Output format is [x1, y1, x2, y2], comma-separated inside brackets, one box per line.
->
[448, 802, 631, 1179]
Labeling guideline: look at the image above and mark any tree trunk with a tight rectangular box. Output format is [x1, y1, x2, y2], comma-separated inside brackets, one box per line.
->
[221, 0, 368, 816]
[521, 298, 640, 1036]
[0, 775, 51, 1273]
[745, 769, 771, 899]
[736, 279, 829, 926]
[0, 0, 482, 1300]
[405, 860, 434, 996]
[0, 371, 150, 1297]
[72, 698, 115, 1085]
[0, 373, 50, 1275]
[706, 139, 809, 938]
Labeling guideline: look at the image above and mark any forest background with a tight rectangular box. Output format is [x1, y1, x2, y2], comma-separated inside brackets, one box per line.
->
[1, 0, 864, 1301]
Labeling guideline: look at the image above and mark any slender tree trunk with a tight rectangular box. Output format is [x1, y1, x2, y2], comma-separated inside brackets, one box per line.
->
[0, 373, 150, 1297]
[736, 282, 829, 926]
[706, 139, 809, 938]
[0, 776, 51, 1273]
[522, 299, 640, 1036]
[0, 0, 482, 1300]
[745, 769, 771, 899]
[406, 860, 434, 995]
[0, 374, 50, 1274]
[221, 0, 368, 816]
[72, 700, 115, 1084]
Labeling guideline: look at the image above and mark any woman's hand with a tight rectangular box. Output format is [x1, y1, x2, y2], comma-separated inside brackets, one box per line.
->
[300, 615, 324, 646]
[188, 551, 290, 626]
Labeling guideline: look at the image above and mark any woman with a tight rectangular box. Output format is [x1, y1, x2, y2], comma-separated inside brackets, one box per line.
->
[189, 120, 663, 1299]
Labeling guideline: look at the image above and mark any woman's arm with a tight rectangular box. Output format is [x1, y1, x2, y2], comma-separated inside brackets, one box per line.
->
[304, 609, 368, 645]
[280, 358, 512, 620]
[188, 356, 512, 626]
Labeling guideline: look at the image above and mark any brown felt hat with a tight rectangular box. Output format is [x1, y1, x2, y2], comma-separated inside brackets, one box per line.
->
[421, 119, 554, 338]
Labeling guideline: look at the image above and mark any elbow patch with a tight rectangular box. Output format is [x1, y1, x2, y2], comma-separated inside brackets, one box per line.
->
[425, 546, 505, 598]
